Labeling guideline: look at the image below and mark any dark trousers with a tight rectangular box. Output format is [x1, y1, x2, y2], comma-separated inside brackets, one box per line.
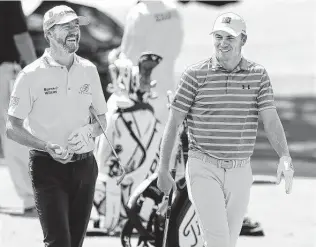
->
[29, 150, 98, 247]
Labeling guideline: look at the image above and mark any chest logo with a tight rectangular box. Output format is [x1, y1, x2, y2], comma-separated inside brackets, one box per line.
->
[79, 84, 92, 95]
[44, 87, 58, 95]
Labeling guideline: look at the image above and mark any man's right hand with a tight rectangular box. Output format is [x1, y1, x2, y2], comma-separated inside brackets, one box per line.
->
[157, 169, 177, 195]
[276, 156, 294, 194]
[45, 142, 73, 164]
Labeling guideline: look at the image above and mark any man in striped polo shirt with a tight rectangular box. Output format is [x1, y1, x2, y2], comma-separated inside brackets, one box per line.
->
[157, 12, 294, 247]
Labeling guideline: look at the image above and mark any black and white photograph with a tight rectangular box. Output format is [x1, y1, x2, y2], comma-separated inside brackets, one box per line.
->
[0, 0, 315, 247]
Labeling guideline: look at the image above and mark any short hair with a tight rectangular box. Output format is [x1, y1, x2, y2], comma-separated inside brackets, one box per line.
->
[44, 32, 49, 43]
[44, 25, 55, 44]
[241, 33, 247, 41]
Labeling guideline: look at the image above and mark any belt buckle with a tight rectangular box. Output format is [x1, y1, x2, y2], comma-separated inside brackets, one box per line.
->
[70, 154, 77, 161]
[220, 160, 233, 169]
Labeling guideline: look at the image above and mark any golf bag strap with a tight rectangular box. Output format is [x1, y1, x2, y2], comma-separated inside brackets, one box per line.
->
[117, 101, 154, 114]
[117, 112, 147, 168]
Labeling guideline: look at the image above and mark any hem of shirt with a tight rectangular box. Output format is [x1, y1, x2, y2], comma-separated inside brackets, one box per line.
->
[31, 148, 45, 152]
[7, 112, 27, 120]
[170, 105, 188, 114]
[258, 105, 276, 112]
[94, 108, 107, 115]
[188, 149, 252, 161]
[95, 112, 107, 116]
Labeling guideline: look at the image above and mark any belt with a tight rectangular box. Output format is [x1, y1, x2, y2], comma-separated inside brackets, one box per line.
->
[30, 150, 93, 162]
[71, 152, 94, 161]
[188, 150, 250, 169]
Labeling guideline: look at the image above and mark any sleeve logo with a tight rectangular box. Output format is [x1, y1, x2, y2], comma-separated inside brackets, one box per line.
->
[9, 96, 20, 107]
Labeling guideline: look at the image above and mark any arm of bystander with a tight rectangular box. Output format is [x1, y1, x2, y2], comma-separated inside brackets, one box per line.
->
[10, 1, 37, 65]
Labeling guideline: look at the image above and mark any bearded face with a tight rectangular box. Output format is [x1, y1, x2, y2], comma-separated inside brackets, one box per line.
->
[48, 19, 81, 53]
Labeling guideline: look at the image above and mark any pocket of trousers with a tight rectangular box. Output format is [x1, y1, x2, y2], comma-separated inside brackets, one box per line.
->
[29, 155, 60, 190]
[93, 156, 99, 182]
[185, 156, 206, 186]
[74, 156, 99, 186]
[247, 164, 254, 186]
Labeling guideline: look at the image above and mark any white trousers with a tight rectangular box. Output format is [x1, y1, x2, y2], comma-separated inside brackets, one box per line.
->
[185, 151, 253, 247]
[0, 62, 34, 209]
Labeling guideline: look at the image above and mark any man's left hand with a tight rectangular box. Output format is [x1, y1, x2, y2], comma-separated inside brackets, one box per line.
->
[276, 156, 294, 194]
[68, 124, 95, 154]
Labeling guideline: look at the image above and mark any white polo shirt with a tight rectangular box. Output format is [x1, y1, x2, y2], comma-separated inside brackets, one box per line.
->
[120, 1, 184, 123]
[8, 49, 107, 148]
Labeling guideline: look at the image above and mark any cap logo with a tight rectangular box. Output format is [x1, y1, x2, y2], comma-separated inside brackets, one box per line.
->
[222, 17, 231, 24]
[51, 9, 75, 20]
[44, 9, 76, 30]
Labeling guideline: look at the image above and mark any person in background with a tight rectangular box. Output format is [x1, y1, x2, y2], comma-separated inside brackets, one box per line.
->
[120, 0, 184, 125]
[0, 0, 37, 214]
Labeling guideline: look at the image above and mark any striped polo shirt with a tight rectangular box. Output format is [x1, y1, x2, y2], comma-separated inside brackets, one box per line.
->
[171, 56, 276, 160]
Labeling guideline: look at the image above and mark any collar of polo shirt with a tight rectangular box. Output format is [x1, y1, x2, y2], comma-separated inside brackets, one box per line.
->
[210, 55, 249, 72]
[41, 48, 80, 68]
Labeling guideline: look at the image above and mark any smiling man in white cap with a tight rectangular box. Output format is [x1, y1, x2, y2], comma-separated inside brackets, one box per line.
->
[42, 5, 89, 56]
[6, 5, 107, 247]
[157, 12, 294, 247]
[210, 12, 247, 70]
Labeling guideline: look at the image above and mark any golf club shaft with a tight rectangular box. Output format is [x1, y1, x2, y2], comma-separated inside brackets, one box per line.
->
[162, 168, 177, 247]
[89, 105, 126, 184]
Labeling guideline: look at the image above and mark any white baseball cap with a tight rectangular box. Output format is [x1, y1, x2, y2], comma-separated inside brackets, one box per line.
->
[211, 12, 246, 37]
[43, 5, 89, 32]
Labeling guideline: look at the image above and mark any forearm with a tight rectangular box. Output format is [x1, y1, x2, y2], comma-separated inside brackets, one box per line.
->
[6, 120, 46, 151]
[95, 137, 113, 167]
[263, 114, 290, 158]
[14, 32, 37, 65]
[159, 119, 181, 172]
[90, 114, 107, 138]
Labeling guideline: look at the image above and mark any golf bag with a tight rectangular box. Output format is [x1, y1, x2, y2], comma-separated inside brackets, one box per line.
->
[121, 174, 205, 247]
[120, 122, 206, 247]
[120, 122, 264, 247]
[90, 52, 263, 243]
[89, 51, 185, 234]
